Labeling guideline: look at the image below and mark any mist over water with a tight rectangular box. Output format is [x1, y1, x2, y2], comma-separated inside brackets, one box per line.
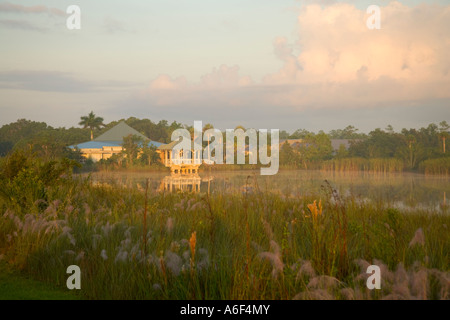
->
[88, 170, 449, 213]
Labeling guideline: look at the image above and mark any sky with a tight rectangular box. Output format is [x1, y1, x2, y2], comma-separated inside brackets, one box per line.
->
[0, 0, 449, 134]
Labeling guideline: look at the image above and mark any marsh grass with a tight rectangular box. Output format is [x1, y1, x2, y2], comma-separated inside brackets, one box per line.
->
[0, 161, 448, 299]
[322, 158, 405, 173]
[419, 158, 450, 176]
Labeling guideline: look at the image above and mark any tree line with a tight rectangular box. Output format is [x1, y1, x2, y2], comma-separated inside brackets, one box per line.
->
[0, 114, 448, 174]
[279, 122, 449, 173]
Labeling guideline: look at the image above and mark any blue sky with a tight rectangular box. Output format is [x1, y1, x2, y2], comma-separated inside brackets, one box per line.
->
[0, 0, 449, 133]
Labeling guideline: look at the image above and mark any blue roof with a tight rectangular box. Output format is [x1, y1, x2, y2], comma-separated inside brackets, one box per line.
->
[68, 122, 165, 150]
[146, 140, 164, 148]
[69, 140, 164, 150]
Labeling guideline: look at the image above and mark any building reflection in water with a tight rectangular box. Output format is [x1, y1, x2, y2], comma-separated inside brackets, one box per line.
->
[159, 173, 213, 193]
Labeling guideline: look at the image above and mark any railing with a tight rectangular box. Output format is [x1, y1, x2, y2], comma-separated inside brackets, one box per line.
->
[164, 159, 202, 166]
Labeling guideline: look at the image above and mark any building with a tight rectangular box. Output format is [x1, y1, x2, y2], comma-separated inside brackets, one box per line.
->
[279, 139, 304, 149]
[280, 138, 355, 152]
[69, 121, 163, 162]
[330, 139, 353, 151]
[157, 139, 203, 174]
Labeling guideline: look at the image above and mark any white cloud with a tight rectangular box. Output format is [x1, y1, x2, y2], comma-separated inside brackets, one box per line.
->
[149, 74, 188, 91]
[200, 65, 253, 88]
[260, 2, 450, 107]
[145, 65, 254, 107]
[141, 1, 450, 114]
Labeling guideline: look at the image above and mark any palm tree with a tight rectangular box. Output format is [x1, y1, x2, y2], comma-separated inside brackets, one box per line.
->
[439, 121, 449, 154]
[203, 123, 214, 161]
[405, 134, 416, 169]
[183, 125, 195, 140]
[79, 111, 104, 140]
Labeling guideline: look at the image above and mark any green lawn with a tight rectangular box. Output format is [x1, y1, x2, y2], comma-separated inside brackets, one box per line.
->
[0, 261, 84, 300]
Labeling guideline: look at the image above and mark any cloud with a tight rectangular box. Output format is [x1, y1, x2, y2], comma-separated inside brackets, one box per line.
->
[137, 1, 450, 116]
[0, 19, 45, 32]
[0, 2, 65, 32]
[0, 71, 92, 92]
[149, 74, 187, 91]
[0, 2, 64, 16]
[148, 65, 253, 92]
[260, 1, 450, 107]
[200, 65, 253, 88]
[103, 16, 134, 34]
[5, 1, 442, 132]
[0, 71, 138, 93]
[144, 65, 255, 108]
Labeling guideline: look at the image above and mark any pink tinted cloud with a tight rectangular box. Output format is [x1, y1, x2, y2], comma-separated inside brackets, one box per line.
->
[144, 2, 450, 111]
[148, 65, 252, 92]
[145, 65, 255, 107]
[0, 2, 65, 16]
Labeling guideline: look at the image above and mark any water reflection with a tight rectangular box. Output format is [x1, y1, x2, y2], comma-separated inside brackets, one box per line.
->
[87, 170, 449, 213]
[158, 174, 213, 193]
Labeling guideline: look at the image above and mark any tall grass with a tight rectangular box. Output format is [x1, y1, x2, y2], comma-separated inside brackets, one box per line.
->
[419, 158, 450, 176]
[0, 168, 448, 299]
[322, 158, 404, 173]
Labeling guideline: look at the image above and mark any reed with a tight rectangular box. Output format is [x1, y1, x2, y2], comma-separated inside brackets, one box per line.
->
[322, 158, 404, 173]
[419, 158, 450, 176]
[0, 155, 448, 299]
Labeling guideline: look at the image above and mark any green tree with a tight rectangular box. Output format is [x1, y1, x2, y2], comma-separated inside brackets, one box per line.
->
[122, 134, 143, 167]
[0, 119, 48, 155]
[439, 121, 449, 154]
[79, 111, 104, 140]
[0, 150, 80, 213]
[279, 141, 299, 166]
[297, 132, 333, 169]
[398, 133, 420, 169]
[0, 141, 13, 157]
[203, 123, 214, 161]
[290, 129, 313, 139]
[402, 124, 440, 163]
[349, 128, 402, 158]
[335, 144, 349, 159]
[329, 125, 366, 139]
[279, 130, 290, 140]
[141, 142, 161, 166]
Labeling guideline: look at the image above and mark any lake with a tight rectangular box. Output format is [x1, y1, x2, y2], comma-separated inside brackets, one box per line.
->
[87, 170, 449, 213]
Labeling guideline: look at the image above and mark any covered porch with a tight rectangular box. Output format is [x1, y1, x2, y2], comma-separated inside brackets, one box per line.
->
[158, 140, 202, 174]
